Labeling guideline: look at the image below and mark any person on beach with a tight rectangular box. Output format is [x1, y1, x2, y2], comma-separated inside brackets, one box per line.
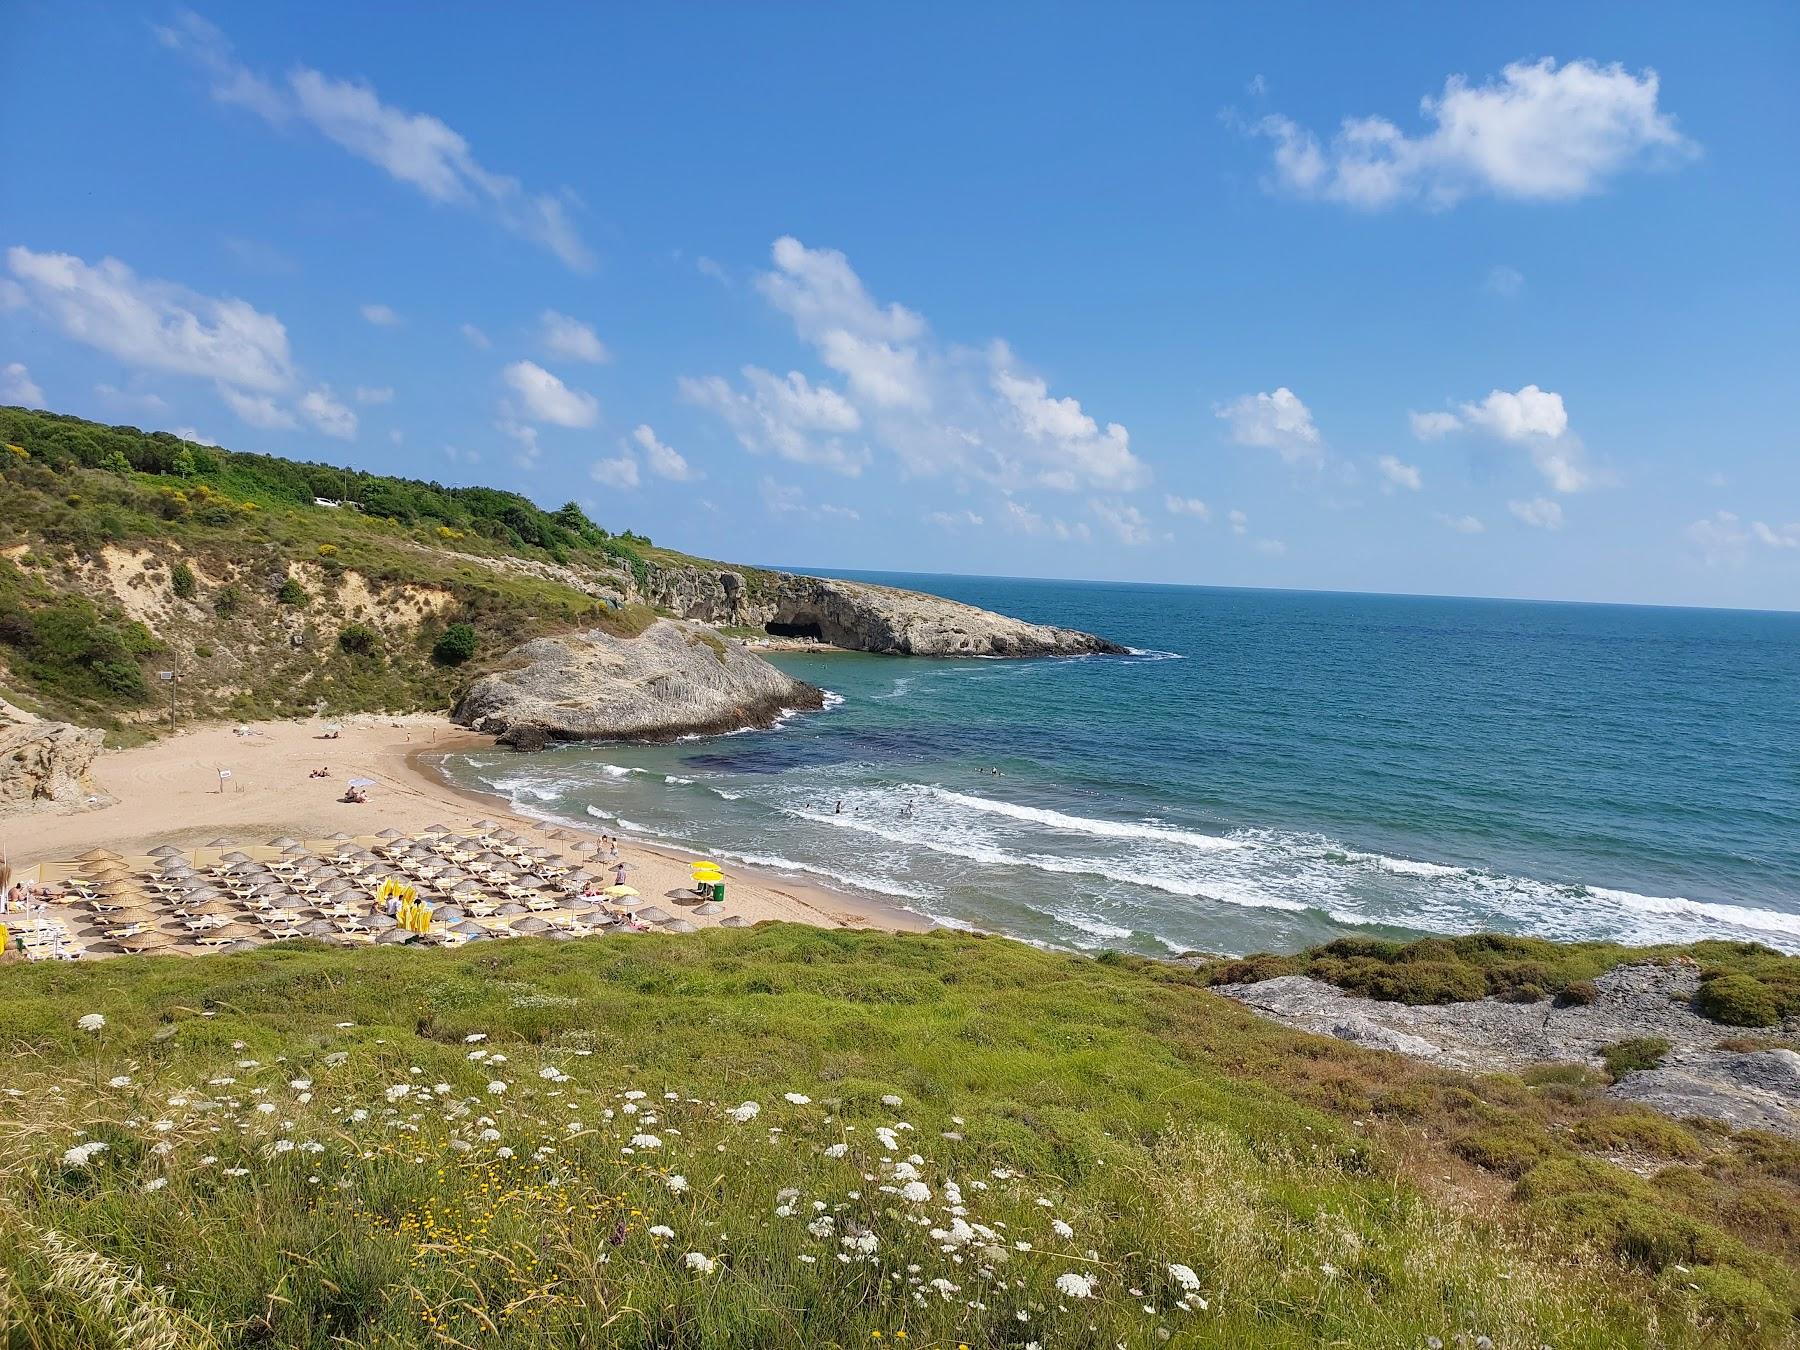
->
[612, 860, 630, 887]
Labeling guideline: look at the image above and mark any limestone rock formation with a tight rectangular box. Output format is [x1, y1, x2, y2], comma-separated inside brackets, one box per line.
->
[638, 564, 1125, 657]
[453, 618, 824, 745]
[0, 699, 106, 815]
[1218, 962, 1800, 1137]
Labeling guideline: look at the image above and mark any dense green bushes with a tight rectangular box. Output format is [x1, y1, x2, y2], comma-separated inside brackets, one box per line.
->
[0, 559, 160, 707]
[1697, 973, 1781, 1027]
[431, 621, 477, 665]
[1600, 1037, 1671, 1077]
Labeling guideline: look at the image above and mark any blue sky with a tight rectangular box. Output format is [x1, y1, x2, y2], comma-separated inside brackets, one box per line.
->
[4, 3, 1797, 609]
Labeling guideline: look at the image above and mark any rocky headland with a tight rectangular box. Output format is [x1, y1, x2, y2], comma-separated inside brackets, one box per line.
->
[638, 563, 1125, 658]
[453, 616, 824, 747]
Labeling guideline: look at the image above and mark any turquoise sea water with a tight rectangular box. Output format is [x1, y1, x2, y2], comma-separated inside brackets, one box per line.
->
[442, 576, 1800, 957]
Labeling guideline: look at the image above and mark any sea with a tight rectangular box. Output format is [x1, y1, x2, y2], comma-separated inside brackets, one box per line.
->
[440, 574, 1800, 958]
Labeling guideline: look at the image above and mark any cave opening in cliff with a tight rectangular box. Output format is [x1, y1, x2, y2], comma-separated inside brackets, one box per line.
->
[765, 619, 825, 641]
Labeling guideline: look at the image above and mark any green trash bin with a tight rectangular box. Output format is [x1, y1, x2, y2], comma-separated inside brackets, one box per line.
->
[714, 881, 726, 907]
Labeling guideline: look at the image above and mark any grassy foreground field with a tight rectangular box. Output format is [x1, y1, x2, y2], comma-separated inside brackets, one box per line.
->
[1, 928, 1796, 1347]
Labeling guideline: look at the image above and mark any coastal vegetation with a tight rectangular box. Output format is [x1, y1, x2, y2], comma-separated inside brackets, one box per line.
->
[1, 928, 1797, 1346]
[0, 407, 763, 739]
[1202, 933, 1800, 1023]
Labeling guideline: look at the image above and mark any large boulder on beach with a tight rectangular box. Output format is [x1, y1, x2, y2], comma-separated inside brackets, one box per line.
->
[455, 617, 824, 745]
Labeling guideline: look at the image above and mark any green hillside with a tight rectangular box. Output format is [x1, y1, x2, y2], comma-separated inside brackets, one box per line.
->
[2, 928, 1797, 1346]
[0, 406, 759, 739]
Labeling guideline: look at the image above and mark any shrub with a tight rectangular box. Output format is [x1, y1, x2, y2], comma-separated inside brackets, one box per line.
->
[1571, 1110, 1704, 1160]
[1696, 974, 1780, 1028]
[170, 560, 197, 600]
[337, 622, 381, 657]
[1600, 1037, 1671, 1078]
[214, 584, 244, 618]
[1558, 979, 1599, 1007]
[1453, 1125, 1554, 1177]
[276, 577, 308, 607]
[318, 543, 339, 557]
[432, 622, 477, 666]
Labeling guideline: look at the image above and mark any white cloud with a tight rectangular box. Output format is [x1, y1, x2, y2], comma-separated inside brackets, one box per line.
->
[360, 303, 400, 327]
[2, 361, 45, 407]
[299, 385, 357, 439]
[501, 360, 598, 428]
[589, 455, 639, 489]
[459, 323, 491, 349]
[690, 236, 1146, 494]
[998, 498, 1090, 542]
[94, 383, 168, 412]
[442, 444, 481, 466]
[1435, 512, 1486, 534]
[1751, 521, 1800, 549]
[496, 419, 539, 468]
[1254, 538, 1288, 556]
[925, 509, 984, 530]
[1413, 384, 1591, 493]
[1164, 494, 1211, 521]
[1509, 497, 1564, 530]
[695, 256, 729, 284]
[760, 478, 858, 520]
[170, 425, 219, 446]
[631, 424, 697, 481]
[679, 368, 867, 475]
[1486, 265, 1524, 297]
[219, 385, 295, 430]
[1690, 511, 1800, 564]
[159, 12, 593, 271]
[354, 385, 394, 404]
[1377, 454, 1422, 491]
[1228, 509, 1249, 536]
[992, 350, 1146, 491]
[1217, 387, 1321, 465]
[1409, 410, 1462, 440]
[8, 246, 294, 392]
[539, 310, 610, 364]
[1091, 499, 1152, 546]
[1256, 58, 1695, 209]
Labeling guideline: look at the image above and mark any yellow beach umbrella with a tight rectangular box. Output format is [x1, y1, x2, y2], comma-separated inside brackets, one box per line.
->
[690, 866, 723, 879]
[603, 884, 638, 898]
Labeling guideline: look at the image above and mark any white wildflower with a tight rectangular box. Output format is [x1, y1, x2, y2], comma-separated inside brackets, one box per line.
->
[1051, 1218, 1074, 1240]
[648, 1224, 674, 1239]
[141, 1177, 168, 1192]
[624, 1089, 646, 1100]
[464, 1032, 487, 1043]
[784, 1092, 811, 1105]
[1168, 1263, 1200, 1292]
[729, 1101, 761, 1123]
[223, 1167, 250, 1177]
[630, 1133, 662, 1149]
[881, 1093, 903, 1107]
[77, 1013, 105, 1032]
[806, 1216, 836, 1238]
[106, 1075, 131, 1088]
[385, 1084, 410, 1102]
[684, 1252, 716, 1274]
[900, 1181, 932, 1204]
[61, 1141, 108, 1167]
[823, 1142, 848, 1158]
[289, 1078, 311, 1090]
[486, 1080, 508, 1095]
[1055, 1272, 1096, 1299]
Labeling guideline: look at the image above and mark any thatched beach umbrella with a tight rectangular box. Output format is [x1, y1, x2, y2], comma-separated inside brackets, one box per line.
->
[77, 848, 122, 862]
[149, 844, 186, 857]
[636, 906, 673, 924]
[375, 929, 413, 945]
[510, 915, 549, 935]
[661, 918, 698, 934]
[718, 915, 750, 928]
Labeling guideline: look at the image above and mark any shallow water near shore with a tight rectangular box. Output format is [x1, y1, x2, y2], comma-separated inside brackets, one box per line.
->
[441, 575, 1800, 957]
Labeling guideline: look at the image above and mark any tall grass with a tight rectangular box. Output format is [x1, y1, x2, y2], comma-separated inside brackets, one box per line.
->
[0, 929, 1791, 1346]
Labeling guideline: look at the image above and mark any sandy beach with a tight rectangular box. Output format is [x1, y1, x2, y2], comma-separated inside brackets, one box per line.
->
[6, 714, 927, 936]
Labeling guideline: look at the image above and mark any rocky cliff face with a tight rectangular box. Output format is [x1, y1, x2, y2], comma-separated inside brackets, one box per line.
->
[639, 564, 1124, 657]
[453, 618, 824, 746]
[0, 699, 105, 815]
